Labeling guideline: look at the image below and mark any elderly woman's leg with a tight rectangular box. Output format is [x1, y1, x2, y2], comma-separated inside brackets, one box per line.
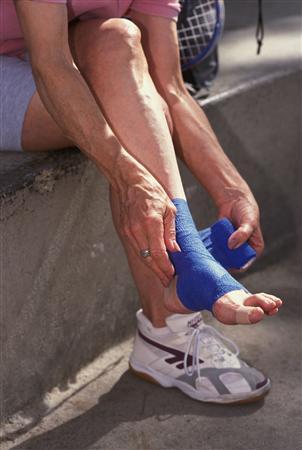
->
[22, 18, 281, 326]
[68, 18, 281, 325]
[68, 18, 185, 326]
[21, 19, 179, 326]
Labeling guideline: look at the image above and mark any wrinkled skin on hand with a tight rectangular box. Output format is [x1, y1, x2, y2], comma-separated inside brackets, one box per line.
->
[117, 163, 181, 287]
[217, 187, 265, 262]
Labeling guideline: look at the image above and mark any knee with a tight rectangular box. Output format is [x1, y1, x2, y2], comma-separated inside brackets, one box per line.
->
[101, 18, 141, 50]
[77, 18, 142, 68]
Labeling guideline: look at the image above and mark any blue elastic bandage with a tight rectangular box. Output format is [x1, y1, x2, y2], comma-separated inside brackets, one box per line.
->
[199, 219, 256, 270]
[168, 198, 246, 312]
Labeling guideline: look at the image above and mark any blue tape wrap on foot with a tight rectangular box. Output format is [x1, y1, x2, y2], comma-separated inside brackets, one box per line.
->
[168, 198, 246, 312]
[199, 219, 257, 270]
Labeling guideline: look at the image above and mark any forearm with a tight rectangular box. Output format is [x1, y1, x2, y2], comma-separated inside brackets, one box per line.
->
[165, 90, 252, 206]
[32, 58, 138, 190]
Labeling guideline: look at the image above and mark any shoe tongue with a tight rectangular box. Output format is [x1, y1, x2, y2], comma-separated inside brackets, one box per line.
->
[165, 312, 203, 333]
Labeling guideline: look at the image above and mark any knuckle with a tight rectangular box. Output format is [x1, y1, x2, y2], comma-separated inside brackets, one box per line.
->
[163, 262, 174, 274]
[150, 248, 168, 257]
[143, 257, 153, 266]
[167, 205, 176, 218]
[167, 227, 176, 238]
[145, 214, 162, 225]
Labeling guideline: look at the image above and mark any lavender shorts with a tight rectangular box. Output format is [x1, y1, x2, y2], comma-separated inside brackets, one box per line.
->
[0, 51, 36, 152]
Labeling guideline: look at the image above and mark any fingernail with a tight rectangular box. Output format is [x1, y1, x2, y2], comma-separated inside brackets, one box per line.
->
[233, 242, 242, 249]
[173, 240, 181, 252]
[229, 239, 241, 249]
[228, 239, 237, 249]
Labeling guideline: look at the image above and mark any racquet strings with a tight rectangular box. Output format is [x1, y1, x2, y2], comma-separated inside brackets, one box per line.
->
[177, 0, 220, 70]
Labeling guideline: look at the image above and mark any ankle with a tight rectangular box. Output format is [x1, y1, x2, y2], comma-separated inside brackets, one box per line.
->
[163, 277, 193, 315]
[142, 308, 170, 328]
[141, 296, 172, 328]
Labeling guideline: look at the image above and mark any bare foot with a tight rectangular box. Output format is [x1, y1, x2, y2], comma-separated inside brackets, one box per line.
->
[164, 277, 283, 325]
[212, 290, 282, 324]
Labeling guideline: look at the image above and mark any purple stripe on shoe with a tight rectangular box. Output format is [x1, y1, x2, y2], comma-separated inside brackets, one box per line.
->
[138, 330, 204, 368]
[256, 378, 268, 389]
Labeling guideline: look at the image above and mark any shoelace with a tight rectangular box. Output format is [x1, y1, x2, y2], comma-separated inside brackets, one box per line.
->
[184, 324, 239, 378]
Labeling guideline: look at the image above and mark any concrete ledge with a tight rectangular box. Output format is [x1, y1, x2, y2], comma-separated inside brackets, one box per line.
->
[1, 19, 301, 420]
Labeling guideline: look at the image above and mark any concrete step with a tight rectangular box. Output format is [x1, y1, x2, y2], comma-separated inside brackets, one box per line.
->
[1, 18, 301, 422]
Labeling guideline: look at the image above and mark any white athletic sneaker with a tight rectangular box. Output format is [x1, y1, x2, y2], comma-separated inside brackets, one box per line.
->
[129, 310, 271, 404]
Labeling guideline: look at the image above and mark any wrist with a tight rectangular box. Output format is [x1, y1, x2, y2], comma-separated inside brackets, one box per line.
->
[114, 149, 147, 194]
[215, 185, 253, 209]
[90, 131, 136, 191]
[214, 179, 253, 209]
[202, 161, 252, 208]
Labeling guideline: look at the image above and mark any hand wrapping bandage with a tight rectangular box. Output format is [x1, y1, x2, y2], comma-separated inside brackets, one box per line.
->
[199, 219, 256, 270]
[168, 198, 247, 312]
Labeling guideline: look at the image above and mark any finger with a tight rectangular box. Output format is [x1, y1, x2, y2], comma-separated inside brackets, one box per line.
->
[147, 217, 175, 280]
[143, 255, 171, 287]
[121, 223, 141, 253]
[163, 207, 181, 252]
[130, 222, 170, 286]
[248, 226, 265, 256]
[228, 223, 254, 249]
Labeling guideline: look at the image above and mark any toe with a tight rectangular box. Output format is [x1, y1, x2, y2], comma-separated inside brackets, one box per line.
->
[213, 290, 277, 325]
[268, 308, 279, 316]
[236, 305, 265, 324]
[244, 294, 278, 313]
[262, 293, 283, 308]
[248, 306, 265, 323]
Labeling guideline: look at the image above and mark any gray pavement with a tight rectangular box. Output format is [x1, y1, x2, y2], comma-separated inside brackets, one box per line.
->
[209, 16, 301, 97]
[2, 240, 301, 450]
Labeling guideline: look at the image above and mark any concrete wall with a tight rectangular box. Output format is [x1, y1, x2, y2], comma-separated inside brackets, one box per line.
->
[1, 70, 301, 420]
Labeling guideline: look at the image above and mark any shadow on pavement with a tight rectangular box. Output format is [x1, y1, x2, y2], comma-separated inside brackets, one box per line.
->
[11, 370, 265, 450]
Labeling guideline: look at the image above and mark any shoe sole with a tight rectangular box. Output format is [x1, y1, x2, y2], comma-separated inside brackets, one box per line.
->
[129, 360, 271, 405]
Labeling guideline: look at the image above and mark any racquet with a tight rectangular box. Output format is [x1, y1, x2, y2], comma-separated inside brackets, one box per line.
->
[177, 0, 225, 71]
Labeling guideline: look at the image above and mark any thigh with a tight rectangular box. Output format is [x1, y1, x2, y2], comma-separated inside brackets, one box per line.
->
[22, 90, 73, 152]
